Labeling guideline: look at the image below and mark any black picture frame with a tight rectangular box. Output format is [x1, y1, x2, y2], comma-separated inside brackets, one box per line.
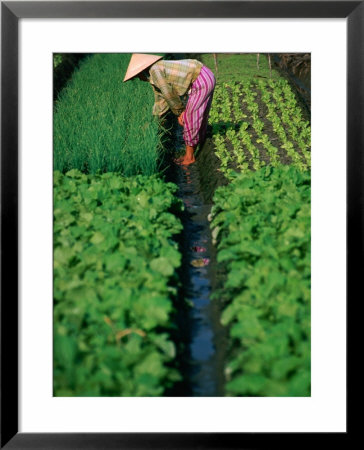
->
[1, 1, 357, 448]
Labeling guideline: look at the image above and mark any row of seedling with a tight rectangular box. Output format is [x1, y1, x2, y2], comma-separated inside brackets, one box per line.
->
[209, 79, 311, 177]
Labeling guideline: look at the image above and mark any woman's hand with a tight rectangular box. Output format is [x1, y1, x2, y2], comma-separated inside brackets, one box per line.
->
[178, 112, 185, 126]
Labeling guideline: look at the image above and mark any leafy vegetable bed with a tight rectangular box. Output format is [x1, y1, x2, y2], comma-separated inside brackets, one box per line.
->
[211, 166, 311, 396]
[209, 79, 310, 178]
[54, 170, 183, 396]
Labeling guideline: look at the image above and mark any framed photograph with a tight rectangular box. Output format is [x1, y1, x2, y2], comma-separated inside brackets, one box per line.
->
[1, 1, 356, 448]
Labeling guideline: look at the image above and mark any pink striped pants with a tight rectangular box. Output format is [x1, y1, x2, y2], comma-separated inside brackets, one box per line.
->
[183, 66, 216, 146]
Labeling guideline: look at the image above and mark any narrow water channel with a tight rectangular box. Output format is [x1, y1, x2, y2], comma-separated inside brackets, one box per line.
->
[170, 126, 224, 397]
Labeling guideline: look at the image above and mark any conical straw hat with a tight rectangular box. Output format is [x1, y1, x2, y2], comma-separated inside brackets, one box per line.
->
[123, 54, 163, 82]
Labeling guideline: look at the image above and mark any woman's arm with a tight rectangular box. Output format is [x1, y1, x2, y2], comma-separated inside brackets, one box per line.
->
[150, 66, 185, 116]
[178, 112, 185, 126]
[152, 88, 169, 117]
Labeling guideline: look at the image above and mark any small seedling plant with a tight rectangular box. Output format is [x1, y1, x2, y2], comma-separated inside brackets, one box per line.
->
[209, 79, 311, 179]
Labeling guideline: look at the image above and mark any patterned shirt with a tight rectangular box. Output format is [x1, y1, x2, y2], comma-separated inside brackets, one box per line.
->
[149, 59, 203, 117]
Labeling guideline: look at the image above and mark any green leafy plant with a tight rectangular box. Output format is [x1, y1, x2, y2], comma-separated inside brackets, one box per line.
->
[211, 166, 311, 397]
[54, 170, 183, 396]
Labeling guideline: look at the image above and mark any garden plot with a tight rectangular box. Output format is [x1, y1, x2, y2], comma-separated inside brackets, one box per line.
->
[209, 78, 311, 178]
[53, 52, 311, 397]
[210, 166, 311, 397]
[54, 170, 183, 396]
[204, 65, 311, 396]
[53, 53, 184, 397]
[54, 53, 162, 176]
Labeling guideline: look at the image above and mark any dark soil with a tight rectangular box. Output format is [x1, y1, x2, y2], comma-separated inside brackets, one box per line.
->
[272, 56, 311, 116]
[225, 87, 271, 166]
[251, 87, 294, 165]
[225, 137, 255, 171]
[195, 129, 230, 204]
[219, 84, 297, 167]
[263, 86, 309, 166]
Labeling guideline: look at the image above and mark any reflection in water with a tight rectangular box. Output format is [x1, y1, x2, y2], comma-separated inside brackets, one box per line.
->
[176, 161, 222, 397]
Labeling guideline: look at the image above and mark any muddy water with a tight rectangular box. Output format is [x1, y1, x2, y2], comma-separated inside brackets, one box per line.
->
[175, 165, 220, 395]
[170, 128, 225, 397]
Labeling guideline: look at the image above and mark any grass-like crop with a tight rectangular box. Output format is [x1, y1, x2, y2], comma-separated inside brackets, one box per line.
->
[53, 170, 183, 396]
[54, 53, 163, 176]
[211, 166, 311, 396]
